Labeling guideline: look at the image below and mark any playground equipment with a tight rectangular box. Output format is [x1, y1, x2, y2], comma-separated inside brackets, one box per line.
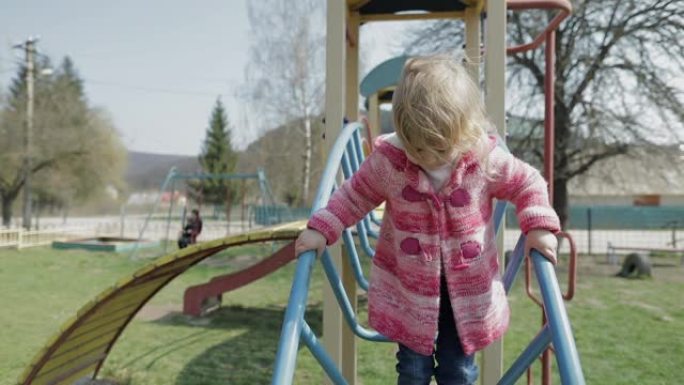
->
[271, 0, 582, 384]
[52, 237, 159, 253]
[161, 168, 278, 244]
[272, 122, 584, 384]
[605, 218, 684, 266]
[360, 55, 408, 140]
[616, 252, 652, 278]
[182, 241, 297, 316]
[608, 242, 684, 267]
[17, 220, 306, 385]
[19, 0, 585, 383]
[126, 166, 280, 259]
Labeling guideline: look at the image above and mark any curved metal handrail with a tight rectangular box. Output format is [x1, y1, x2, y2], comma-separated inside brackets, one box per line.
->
[506, 0, 572, 54]
[272, 122, 372, 383]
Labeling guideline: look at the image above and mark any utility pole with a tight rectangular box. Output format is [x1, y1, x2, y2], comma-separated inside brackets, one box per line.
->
[15, 37, 36, 230]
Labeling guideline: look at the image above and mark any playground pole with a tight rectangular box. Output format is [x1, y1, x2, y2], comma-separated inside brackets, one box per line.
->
[163, 178, 177, 253]
[322, 0, 348, 383]
[368, 93, 380, 140]
[483, 0, 507, 383]
[341, 10, 361, 384]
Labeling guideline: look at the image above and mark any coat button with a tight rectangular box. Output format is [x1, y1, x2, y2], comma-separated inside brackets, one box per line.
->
[402, 185, 425, 202]
[400, 237, 421, 254]
[450, 188, 471, 207]
[461, 241, 481, 259]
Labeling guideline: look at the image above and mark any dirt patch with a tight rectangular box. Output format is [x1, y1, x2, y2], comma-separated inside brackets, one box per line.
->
[135, 303, 182, 321]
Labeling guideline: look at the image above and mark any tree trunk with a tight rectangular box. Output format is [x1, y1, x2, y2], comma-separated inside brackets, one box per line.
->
[553, 176, 569, 230]
[301, 116, 312, 206]
[225, 188, 232, 235]
[1, 196, 12, 228]
[62, 206, 69, 224]
[34, 201, 41, 230]
[553, 102, 571, 231]
[1, 189, 22, 228]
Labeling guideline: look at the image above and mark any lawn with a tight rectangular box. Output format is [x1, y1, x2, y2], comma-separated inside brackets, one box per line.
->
[0, 244, 682, 384]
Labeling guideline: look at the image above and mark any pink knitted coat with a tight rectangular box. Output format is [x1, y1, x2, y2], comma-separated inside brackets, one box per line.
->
[308, 135, 560, 356]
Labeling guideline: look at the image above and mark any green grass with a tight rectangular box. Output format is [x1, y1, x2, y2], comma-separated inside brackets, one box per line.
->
[1, 245, 682, 384]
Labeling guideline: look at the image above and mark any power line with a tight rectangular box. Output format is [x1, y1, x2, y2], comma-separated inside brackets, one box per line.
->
[83, 78, 231, 98]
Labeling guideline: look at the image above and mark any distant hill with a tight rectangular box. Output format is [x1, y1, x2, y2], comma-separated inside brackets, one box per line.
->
[237, 117, 326, 205]
[123, 118, 325, 204]
[126, 151, 200, 190]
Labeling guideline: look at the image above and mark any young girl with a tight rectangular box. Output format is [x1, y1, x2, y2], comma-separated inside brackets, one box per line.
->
[295, 55, 560, 385]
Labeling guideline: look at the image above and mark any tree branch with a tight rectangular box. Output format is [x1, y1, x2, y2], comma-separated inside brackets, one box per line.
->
[566, 144, 629, 179]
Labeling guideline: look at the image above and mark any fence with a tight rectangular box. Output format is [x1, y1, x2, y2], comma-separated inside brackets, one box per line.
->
[252, 205, 310, 226]
[504, 205, 684, 258]
[0, 215, 268, 251]
[0, 227, 92, 249]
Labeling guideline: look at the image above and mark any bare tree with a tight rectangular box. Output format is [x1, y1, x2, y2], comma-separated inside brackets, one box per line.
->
[243, 0, 325, 206]
[405, 0, 684, 227]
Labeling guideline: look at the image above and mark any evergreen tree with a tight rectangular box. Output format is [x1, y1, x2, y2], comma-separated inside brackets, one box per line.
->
[194, 98, 238, 229]
[55, 56, 84, 99]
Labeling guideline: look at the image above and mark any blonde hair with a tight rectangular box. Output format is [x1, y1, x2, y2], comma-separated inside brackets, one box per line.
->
[392, 55, 492, 166]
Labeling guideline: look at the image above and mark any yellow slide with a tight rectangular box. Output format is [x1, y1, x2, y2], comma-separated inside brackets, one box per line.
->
[18, 221, 306, 385]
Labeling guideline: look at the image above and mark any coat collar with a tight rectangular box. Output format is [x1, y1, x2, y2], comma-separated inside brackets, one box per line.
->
[374, 134, 497, 196]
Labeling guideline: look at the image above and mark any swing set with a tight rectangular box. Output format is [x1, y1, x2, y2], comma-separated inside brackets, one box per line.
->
[127, 166, 279, 257]
[162, 168, 278, 250]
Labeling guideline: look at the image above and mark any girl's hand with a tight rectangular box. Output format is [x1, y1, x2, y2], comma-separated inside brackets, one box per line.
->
[295, 229, 327, 257]
[525, 229, 558, 264]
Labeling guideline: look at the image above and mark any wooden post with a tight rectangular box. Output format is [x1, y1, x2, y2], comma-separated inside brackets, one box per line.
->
[464, 6, 481, 83]
[368, 93, 380, 141]
[482, 0, 507, 384]
[342, 10, 360, 385]
[323, 0, 347, 384]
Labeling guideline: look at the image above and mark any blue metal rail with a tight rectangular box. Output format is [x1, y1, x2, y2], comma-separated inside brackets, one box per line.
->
[272, 122, 585, 385]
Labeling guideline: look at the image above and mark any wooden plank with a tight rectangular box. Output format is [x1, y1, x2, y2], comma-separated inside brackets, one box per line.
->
[32, 350, 104, 385]
[68, 312, 130, 343]
[53, 364, 97, 385]
[69, 303, 139, 341]
[360, 11, 465, 22]
[75, 280, 167, 325]
[79, 271, 176, 321]
[46, 327, 120, 369]
[131, 257, 201, 281]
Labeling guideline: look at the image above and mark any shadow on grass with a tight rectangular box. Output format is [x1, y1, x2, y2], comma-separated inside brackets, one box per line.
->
[133, 304, 322, 385]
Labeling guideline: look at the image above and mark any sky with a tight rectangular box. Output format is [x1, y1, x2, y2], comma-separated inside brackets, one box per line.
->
[0, 0, 405, 156]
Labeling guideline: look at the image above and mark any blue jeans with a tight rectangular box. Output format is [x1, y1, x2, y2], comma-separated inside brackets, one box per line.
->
[395, 276, 479, 385]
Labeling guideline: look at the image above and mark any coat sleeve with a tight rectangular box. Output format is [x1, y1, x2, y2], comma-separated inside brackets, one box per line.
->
[488, 146, 561, 234]
[307, 150, 390, 245]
